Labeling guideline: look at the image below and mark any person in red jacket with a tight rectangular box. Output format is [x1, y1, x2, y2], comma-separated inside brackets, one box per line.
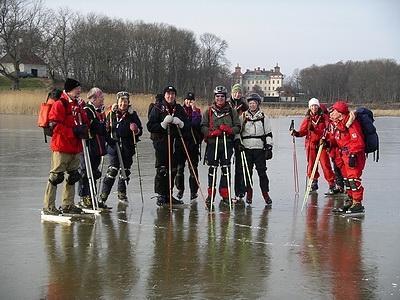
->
[291, 98, 337, 194]
[42, 78, 90, 215]
[329, 101, 366, 214]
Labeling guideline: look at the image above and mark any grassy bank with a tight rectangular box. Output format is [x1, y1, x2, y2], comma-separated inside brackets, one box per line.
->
[1, 89, 399, 117]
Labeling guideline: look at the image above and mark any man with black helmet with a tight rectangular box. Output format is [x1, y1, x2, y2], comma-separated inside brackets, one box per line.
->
[147, 85, 189, 206]
[201, 86, 241, 209]
[174, 92, 203, 201]
[98, 91, 142, 207]
[239, 93, 273, 206]
[229, 83, 249, 202]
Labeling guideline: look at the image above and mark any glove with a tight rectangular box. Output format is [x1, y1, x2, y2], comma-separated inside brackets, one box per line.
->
[111, 103, 118, 112]
[161, 115, 174, 129]
[349, 154, 357, 168]
[172, 117, 184, 129]
[208, 129, 222, 138]
[73, 124, 89, 139]
[319, 138, 326, 146]
[265, 144, 273, 160]
[234, 139, 245, 152]
[130, 123, 139, 134]
[219, 124, 234, 135]
[291, 129, 299, 137]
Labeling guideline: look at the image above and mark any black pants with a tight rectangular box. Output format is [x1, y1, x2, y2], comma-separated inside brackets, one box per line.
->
[78, 150, 102, 198]
[101, 144, 133, 196]
[175, 144, 200, 194]
[153, 137, 185, 196]
[206, 140, 233, 198]
[244, 148, 269, 193]
[234, 148, 245, 197]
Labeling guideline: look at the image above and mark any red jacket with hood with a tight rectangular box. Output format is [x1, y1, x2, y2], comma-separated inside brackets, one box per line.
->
[49, 91, 88, 154]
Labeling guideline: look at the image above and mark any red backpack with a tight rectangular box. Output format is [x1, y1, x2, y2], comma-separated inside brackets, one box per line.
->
[37, 88, 63, 142]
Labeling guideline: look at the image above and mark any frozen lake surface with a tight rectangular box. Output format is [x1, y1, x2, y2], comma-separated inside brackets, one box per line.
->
[0, 114, 399, 299]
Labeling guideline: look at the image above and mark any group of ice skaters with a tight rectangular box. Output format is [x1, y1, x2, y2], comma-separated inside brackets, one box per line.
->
[42, 78, 367, 217]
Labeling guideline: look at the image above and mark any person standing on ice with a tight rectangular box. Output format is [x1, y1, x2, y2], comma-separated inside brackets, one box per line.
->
[228, 83, 249, 202]
[174, 92, 203, 201]
[42, 78, 89, 215]
[290, 98, 338, 195]
[77, 87, 107, 208]
[238, 93, 273, 206]
[329, 101, 366, 214]
[98, 91, 142, 207]
[201, 86, 241, 209]
[147, 85, 189, 207]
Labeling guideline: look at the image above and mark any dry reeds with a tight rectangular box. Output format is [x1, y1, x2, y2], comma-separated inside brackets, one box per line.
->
[0, 90, 399, 117]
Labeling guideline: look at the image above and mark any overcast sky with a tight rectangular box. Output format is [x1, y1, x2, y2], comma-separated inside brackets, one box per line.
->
[44, 0, 400, 77]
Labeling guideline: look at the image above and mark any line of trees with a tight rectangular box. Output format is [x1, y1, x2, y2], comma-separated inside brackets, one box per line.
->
[285, 59, 400, 103]
[1, 0, 230, 96]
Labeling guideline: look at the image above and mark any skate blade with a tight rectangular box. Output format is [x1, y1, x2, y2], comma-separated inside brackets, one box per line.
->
[81, 208, 102, 215]
[341, 212, 365, 218]
[41, 211, 72, 224]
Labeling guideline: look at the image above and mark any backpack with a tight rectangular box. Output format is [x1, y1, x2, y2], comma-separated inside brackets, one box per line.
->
[355, 107, 379, 162]
[37, 88, 63, 142]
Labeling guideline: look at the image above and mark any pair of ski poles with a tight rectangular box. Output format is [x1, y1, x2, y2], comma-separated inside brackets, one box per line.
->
[114, 133, 145, 205]
[290, 119, 326, 212]
[77, 111, 99, 212]
[166, 124, 207, 211]
[209, 132, 233, 212]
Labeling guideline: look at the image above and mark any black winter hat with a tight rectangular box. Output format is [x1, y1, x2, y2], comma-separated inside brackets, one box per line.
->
[185, 92, 195, 100]
[64, 78, 81, 92]
[163, 85, 177, 95]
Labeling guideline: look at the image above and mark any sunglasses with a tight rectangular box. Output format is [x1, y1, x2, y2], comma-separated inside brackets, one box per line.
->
[215, 95, 225, 98]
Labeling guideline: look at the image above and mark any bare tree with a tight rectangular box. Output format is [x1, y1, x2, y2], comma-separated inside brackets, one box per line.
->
[0, 0, 45, 89]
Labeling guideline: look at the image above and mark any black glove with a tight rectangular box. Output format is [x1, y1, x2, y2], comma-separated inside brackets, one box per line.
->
[265, 144, 273, 160]
[234, 139, 245, 152]
[349, 154, 357, 168]
[72, 124, 89, 139]
[291, 129, 299, 137]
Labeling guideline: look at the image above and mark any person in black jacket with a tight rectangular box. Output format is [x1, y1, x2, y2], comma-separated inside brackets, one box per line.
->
[147, 85, 189, 206]
[78, 87, 107, 208]
[98, 91, 142, 207]
[174, 92, 203, 201]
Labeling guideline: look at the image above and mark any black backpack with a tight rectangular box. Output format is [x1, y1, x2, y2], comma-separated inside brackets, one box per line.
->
[355, 107, 379, 162]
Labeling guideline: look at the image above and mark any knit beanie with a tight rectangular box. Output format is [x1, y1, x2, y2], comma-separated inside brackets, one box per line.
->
[186, 92, 195, 100]
[308, 98, 320, 108]
[231, 84, 242, 94]
[331, 101, 349, 114]
[64, 78, 81, 92]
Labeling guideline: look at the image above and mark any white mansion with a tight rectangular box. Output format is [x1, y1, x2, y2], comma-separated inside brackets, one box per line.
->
[232, 64, 284, 98]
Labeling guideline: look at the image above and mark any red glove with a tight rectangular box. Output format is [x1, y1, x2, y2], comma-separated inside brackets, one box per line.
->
[208, 129, 222, 138]
[219, 124, 233, 135]
[130, 123, 139, 134]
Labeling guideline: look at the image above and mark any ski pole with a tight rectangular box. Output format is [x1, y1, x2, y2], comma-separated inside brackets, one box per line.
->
[167, 124, 173, 211]
[223, 132, 232, 211]
[132, 132, 144, 204]
[176, 125, 207, 208]
[241, 150, 253, 189]
[301, 141, 324, 212]
[77, 112, 98, 211]
[290, 120, 299, 194]
[96, 156, 104, 203]
[240, 151, 248, 188]
[210, 136, 218, 211]
[115, 140, 128, 184]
